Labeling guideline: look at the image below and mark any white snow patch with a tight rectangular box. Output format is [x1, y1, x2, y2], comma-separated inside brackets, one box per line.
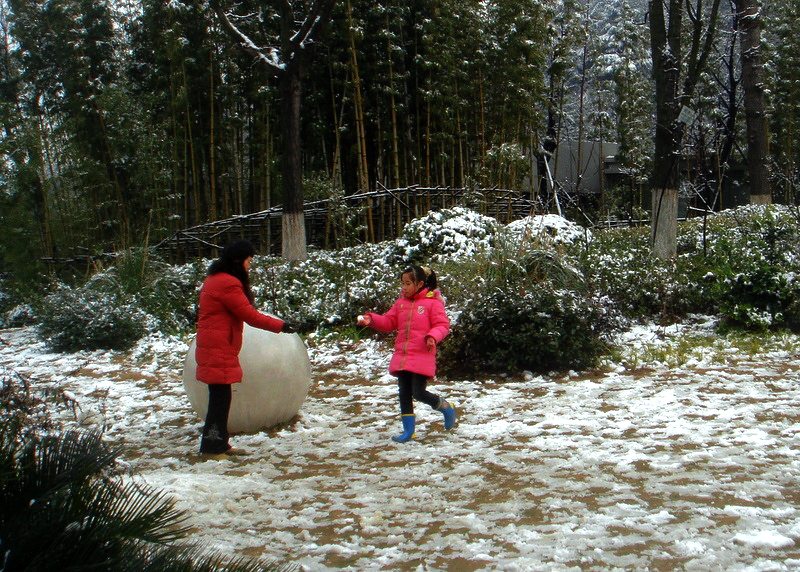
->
[732, 530, 794, 549]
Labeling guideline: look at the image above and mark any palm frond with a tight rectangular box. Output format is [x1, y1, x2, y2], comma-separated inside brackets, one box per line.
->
[80, 479, 191, 544]
[23, 430, 118, 499]
[117, 541, 297, 572]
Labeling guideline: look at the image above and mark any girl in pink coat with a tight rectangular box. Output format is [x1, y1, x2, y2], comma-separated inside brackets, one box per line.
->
[357, 265, 456, 442]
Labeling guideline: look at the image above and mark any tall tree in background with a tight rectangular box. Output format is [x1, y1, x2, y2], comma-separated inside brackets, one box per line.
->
[540, 0, 583, 210]
[6, 0, 800, 269]
[734, 0, 770, 204]
[765, 0, 800, 202]
[482, 0, 546, 189]
[2, 0, 157, 256]
[648, 0, 721, 259]
[0, 0, 53, 274]
[698, 4, 739, 211]
[211, 0, 337, 261]
[611, 0, 653, 218]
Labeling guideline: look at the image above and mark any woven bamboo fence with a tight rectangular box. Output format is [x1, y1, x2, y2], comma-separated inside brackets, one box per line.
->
[155, 185, 539, 260]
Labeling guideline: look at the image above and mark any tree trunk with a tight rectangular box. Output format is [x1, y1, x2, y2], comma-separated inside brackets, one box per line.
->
[31, 106, 54, 258]
[387, 13, 401, 188]
[648, 0, 722, 258]
[182, 63, 201, 226]
[263, 101, 273, 252]
[649, 0, 682, 260]
[479, 69, 486, 171]
[425, 96, 431, 187]
[717, 23, 739, 207]
[209, 47, 217, 220]
[576, 39, 588, 195]
[279, 65, 307, 261]
[346, 0, 368, 193]
[735, 0, 771, 204]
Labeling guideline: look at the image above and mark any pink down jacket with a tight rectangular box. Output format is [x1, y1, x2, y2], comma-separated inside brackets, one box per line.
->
[366, 288, 450, 378]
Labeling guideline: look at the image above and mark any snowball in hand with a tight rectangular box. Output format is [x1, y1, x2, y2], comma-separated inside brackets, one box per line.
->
[183, 323, 311, 433]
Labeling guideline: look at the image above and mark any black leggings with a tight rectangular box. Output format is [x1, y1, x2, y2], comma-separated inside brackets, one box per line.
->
[397, 371, 441, 415]
[201, 384, 232, 452]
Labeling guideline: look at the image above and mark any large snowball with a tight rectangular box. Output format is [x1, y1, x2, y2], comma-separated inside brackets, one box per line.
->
[182, 323, 311, 433]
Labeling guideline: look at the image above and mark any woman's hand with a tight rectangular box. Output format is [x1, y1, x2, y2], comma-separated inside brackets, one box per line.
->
[426, 336, 436, 353]
[357, 314, 371, 327]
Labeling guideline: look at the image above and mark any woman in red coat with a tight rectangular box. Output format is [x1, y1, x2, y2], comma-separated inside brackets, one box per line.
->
[195, 240, 295, 455]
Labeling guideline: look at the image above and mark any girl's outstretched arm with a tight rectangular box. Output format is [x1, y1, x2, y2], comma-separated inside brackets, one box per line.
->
[364, 300, 400, 333]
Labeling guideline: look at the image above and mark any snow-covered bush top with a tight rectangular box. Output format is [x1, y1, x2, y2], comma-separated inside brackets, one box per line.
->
[4, 304, 35, 328]
[505, 214, 592, 245]
[392, 206, 500, 262]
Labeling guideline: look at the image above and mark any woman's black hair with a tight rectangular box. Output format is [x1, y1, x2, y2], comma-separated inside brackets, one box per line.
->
[400, 264, 437, 290]
[208, 240, 256, 303]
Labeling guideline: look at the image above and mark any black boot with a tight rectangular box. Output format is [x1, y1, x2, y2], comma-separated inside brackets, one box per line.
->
[200, 384, 232, 454]
[200, 424, 229, 454]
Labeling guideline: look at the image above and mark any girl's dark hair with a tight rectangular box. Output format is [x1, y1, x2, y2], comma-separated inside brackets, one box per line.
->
[208, 240, 256, 303]
[400, 264, 437, 290]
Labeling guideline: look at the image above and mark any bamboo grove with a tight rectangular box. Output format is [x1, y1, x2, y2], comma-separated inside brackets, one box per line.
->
[1, 0, 799, 271]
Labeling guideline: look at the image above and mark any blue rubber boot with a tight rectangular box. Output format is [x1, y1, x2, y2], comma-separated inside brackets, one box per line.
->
[392, 414, 415, 443]
[439, 399, 456, 430]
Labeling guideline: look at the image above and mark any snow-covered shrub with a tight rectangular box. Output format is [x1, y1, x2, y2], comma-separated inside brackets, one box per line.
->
[3, 304, 36, 327]
[439, 243, 613, 374]
[250, 243, 397, 330]
[37, 285, 147, 351]
[441, 283, 610, 375]
[577, 226, 680, 319]
[686, 206, 800, 331]
[390, 206, 500, 263]
[0, 278, 37, 328]
[87, 250, 201, 334]
[578, 204, 800, 328]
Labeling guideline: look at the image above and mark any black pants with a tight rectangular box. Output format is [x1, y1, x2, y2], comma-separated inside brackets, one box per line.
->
[397, 371, 441, 415]
[200, 384, 232, 453]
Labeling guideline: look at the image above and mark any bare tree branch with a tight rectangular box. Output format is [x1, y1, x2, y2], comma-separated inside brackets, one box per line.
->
[210, 0, 284, 75]
[288, 0, 337, 55]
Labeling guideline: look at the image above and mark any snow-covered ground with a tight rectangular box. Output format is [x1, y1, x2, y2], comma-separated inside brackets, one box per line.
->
[3, 319, 800, 570]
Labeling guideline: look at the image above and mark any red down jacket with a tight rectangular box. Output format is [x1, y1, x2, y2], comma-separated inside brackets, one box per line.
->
[366, 288, 450, 378]
[195, 272, 284, 384]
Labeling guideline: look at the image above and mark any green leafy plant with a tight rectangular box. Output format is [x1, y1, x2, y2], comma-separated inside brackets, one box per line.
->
[690, 207, 800, 331]
[575, 205, 800, 328]
[441, 282, 610, 375]
[576, 226, 677, 319]
[440, 242, 613, 374]
[250, 243, 396, 331]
